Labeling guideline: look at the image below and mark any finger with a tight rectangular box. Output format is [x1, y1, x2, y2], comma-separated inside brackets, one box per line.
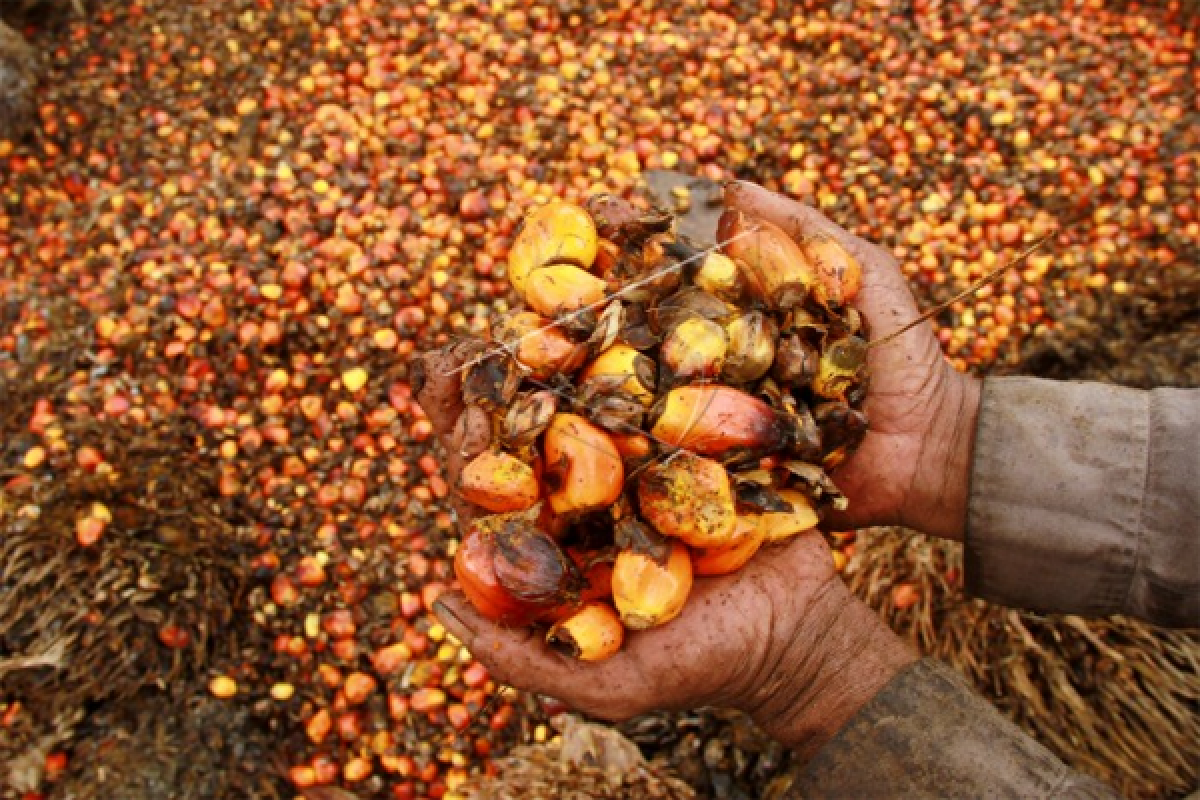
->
[412, 339, 479, 437]
[723, 180, 869, 257]
[444, 405, 492, 527]
[433, 592, 649, 720]
[723, 181, 923, 340]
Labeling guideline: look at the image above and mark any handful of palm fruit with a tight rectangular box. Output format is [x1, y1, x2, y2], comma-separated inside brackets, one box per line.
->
[449, 194, 867, 661]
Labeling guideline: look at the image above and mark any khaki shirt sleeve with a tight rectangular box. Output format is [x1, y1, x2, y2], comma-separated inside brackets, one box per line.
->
[796, 659, 1118, 799]
[965, 377, 1200, 627]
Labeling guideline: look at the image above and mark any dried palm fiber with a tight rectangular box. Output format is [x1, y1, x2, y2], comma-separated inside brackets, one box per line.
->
[0, 19, 35, 140]
[464, 716, 696, 800]
[844, 528, 1199, 800]
[0, 298, 257, 795]
[0, 1, 88, 141]
[1018, 261, 1200, 389]
[50, 690, 281, 800]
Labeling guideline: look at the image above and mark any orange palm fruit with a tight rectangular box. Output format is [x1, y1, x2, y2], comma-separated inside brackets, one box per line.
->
[507, 201, 598, 295]
[542, 413, 624, 515]
[659, 317, 728, 383]
[637, 453, 738, 548]
[591, 238, 622, 280]
[547, 602, 624, 662]
[579, 558, 615, 603]
[612, 541, 693, 630]
[490, 522, 582, 608]
[579, 344, 657, 406]
[454, 522, 542, 626]
[692, 516, 766, 576]
[491, 311, 588, 379]
[717, 209, 820, 310]
[797, 231, 863, 306]
[753, 489, 819, 542]
[609, 431, 654, 462]
[459, 451, 540, 513]
[650, 386, 792, 456]
[538, 551, 614, 625]
[524, 264, 608, 318]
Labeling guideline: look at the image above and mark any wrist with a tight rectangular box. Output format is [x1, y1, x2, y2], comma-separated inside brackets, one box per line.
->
[740, 579, 917, 758]
[901, 368, 982, 542]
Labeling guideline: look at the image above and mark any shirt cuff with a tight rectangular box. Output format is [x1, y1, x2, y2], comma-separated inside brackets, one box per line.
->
[965, 377, 1146, 618]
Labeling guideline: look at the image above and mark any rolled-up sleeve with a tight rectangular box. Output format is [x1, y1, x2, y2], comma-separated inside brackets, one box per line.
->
[797, 659, 1118, 798]
[965, 377, 1200, 627]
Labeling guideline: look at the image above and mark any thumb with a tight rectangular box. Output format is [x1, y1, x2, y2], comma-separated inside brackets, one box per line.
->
[722, 181, 924, 342]
[432, 591, 571, 690]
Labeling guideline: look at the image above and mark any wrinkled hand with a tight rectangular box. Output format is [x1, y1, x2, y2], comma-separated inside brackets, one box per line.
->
[724, 182, 981, 541]
[413, 319, 914, 757]
[434, 526, 873, 756]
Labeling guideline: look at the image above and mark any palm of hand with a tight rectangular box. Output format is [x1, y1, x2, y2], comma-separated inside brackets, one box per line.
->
[432, 532, 837, 723]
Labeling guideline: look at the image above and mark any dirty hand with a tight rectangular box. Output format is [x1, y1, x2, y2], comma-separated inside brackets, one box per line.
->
[724, 181, 981, 542]
[413, 345, 915, 757]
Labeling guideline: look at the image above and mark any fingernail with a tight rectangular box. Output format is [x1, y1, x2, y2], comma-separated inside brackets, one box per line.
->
[433, 597, 474, 643]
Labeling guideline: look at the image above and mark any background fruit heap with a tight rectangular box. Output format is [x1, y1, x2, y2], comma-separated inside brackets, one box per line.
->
[451, 195, 868, 658]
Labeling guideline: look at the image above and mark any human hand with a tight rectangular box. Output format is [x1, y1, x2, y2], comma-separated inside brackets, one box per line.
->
[723, 181, 981, 542]
[412, 343, 915, 757]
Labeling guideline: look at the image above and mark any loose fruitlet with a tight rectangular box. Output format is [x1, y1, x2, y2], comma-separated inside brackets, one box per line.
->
[638, 453, 737, 548]
[651, 386, 794, 457]
[460, 451, 540, 512]
[692, 517, 767, 576]
[507, 201, 600, 295]
[524, 263, 609, 319]
[692, 252, 742, 301]
[491, 522, 583, 607]
[722, 312, 777, 384]
[547, 602, 624, 661]
[580, 345, 657, 406]
[437, 197, 872, 660]
[798, 232, 864, 308]
[542, 414, 624, 515]
[613, 541, 694, 630]
[454, 521, 542, 626]
[717, 210, 821, 310]
[492, 312, 588, 380]
[754, 490, 820, 542]
[659, 317, 728, 383]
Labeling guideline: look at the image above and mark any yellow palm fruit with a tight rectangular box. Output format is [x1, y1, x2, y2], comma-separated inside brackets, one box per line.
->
[508, 201, 599, 295]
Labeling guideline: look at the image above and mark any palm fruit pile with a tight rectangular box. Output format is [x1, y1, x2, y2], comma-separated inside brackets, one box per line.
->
[449, 194, 866, 660]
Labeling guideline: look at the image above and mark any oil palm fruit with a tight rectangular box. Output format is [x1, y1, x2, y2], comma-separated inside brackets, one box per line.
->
[433, 196, 872, 661]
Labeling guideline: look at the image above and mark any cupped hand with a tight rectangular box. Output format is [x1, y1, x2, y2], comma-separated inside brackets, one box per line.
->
[723, 181, 981, 541]
[434, 531, 866, 755]
[413, 334, 914, 757]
